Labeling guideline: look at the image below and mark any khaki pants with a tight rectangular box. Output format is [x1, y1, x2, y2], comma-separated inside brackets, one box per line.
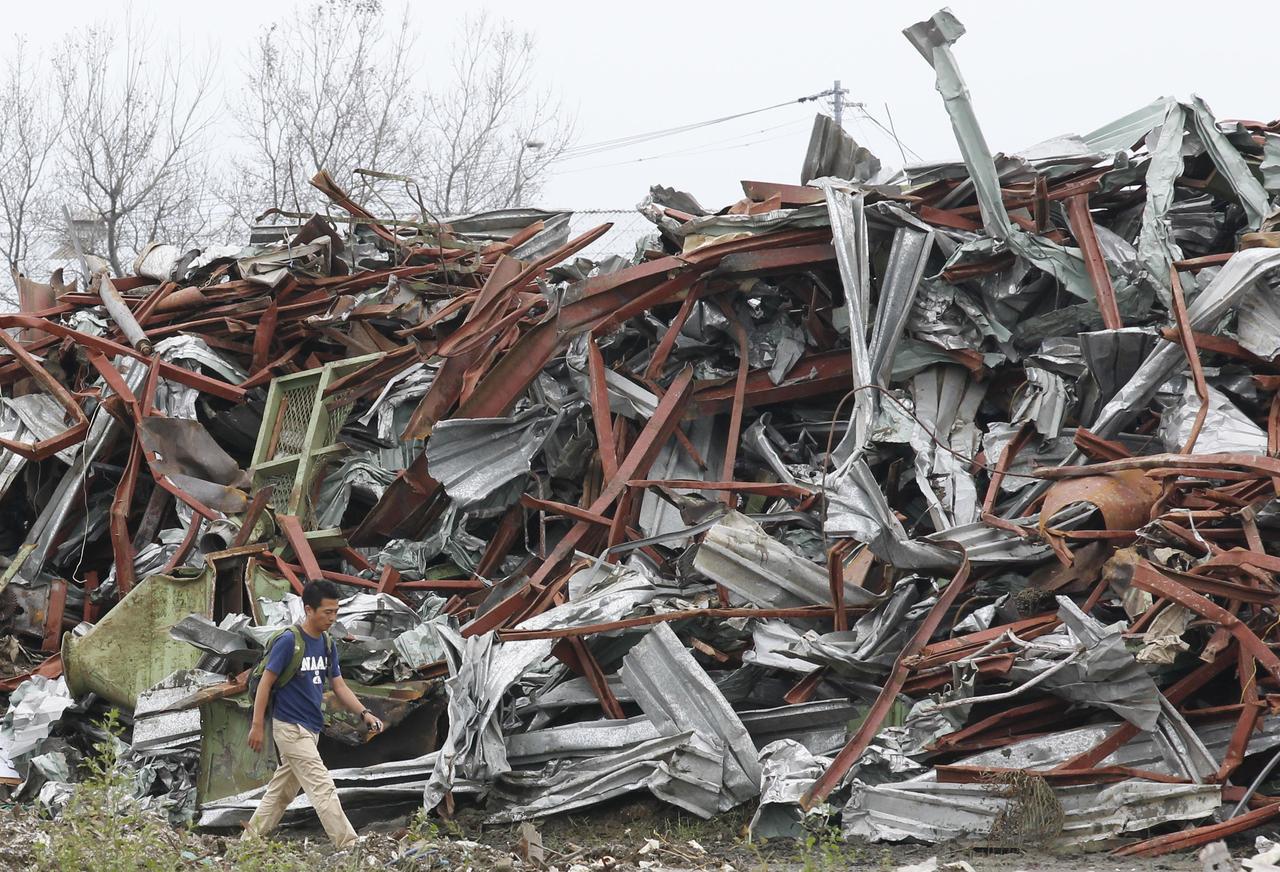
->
[242, 720, 358, 849]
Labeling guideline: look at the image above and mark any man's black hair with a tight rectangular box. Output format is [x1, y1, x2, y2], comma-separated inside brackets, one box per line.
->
[301, 579, 341, 610]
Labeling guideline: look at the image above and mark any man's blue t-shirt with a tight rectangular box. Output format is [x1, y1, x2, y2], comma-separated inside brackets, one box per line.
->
[264, 627, 340, 733]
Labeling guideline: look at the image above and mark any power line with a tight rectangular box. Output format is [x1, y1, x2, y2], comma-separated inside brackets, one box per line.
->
[558, 94, 816, 160]
[552, 125, 810, 177]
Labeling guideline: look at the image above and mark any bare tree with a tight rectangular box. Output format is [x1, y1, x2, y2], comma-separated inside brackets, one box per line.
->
[0, 41, 61, 307]
[236, 0, 426, 222]
[421, 13, 573, 216]
[54, 18, 216, 276]
[237, 3, 572, 225]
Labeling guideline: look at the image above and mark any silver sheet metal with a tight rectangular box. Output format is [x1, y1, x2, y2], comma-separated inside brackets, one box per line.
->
[132, 669, 227, 753]
[488, 731, 723, 823]
[819, 183, 876, 459]
[692, 511, 879, 609]
[822, 458, 962, 571]
[620, 622, 761, 810]
[1158, 382, 1267, 455]
[426, 571, 656, 811]
[0, 676, 74, 761]
[426, 407, 557, 512]
[869, 225, 935, 387]
[909, 365, 986, 528]
[749, 739, 834, 840]
[1007, 598, 1160, 731]
[843, 777, 1220, 846]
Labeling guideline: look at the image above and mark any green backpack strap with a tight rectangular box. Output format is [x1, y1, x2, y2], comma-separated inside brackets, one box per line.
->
[274, 625, 307, 688]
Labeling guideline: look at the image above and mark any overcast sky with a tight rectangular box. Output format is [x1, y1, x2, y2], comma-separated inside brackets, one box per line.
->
[17, 0, 1279, 211]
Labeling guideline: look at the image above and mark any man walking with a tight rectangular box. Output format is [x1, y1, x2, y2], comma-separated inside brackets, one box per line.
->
[242, 579, 384, 849]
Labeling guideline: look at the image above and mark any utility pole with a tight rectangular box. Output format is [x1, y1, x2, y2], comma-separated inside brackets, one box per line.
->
[801, 81, 852, 128]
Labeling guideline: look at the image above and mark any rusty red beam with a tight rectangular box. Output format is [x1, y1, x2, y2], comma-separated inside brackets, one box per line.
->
[801, 547, 970, 809]
[587, 336, 619, 482]
[1065, 194, 1121, 329]
[1128, 560, 1280, 683]
[277, 514, 325, 582]
[41, 579, 67, 653]
[1112, 802, 1280, 858]
[465, 368, 696, 637]
[496, 604, 862, 642]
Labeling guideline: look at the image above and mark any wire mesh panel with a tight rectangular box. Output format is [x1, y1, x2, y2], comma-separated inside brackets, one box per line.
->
[249, 352, 382, 540]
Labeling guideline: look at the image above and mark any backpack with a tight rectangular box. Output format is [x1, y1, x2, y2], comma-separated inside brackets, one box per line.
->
[247, 625, 335, 715]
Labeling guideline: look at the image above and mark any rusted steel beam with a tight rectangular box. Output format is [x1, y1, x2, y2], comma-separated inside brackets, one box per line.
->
[587, 336, 619, 482]
[740, 180, 826, 206]
[643, 291, 701, 381]
[712, 242, 836, 275]
[520, 494, 612, 528]
[929, 698, 1066, 753]
[1035, 453, 1280, 481]
[475, 504, 525, 580]
[0, 328, 89, 460]
[465, 368, 696, 637]
[277, 514, 325, 582]
[782, 669, 827, 705]
[1169, 266, 1210, 453]
[41, 579, 67, 653]
[1128, 561, 1280, 682]
[496, 604, 862, 642]
[1065, 194, 1122, 329]
[1112, 802, 1280, 858]
[0, 314, 246, 402]
[0, 653, 63, 693]
[561, 638, 626, 720]
[938, 764, 1182, 787]
[719, 307, 751, 507]
[161, 518, 204, 575]
[109, 439, 144, 595]
[801, 547, 970, 809]
[1217, 645, 1264, 783]
[82, 572, 100, 624]
[981, 421, 1032, 515]
[629, 479, 813, 499]
[691, 350, 854, 414]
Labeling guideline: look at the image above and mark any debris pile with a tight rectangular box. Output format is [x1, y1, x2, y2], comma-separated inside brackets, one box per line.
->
[6, 7, 1280, 858]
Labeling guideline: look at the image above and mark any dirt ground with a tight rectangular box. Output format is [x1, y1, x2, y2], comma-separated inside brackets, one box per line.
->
[0, 792, 1245, 870]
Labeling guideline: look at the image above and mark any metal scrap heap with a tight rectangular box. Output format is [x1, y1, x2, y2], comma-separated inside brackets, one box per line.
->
[7, 7, 1280, 859]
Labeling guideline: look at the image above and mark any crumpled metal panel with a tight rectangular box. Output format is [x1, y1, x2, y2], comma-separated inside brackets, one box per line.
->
[909, 365, 987, 529]
[426, 406, 558, 512]
[801, 113, 881, 185]
[620, 622, 762, 810]
[0, 675, 74, 760]
[1158, 382, 1268, 455]
[62, 567, 215, 710]
[869, 224, 936, 387]
[822, 458, 962, 571]
[818, 183, 875, 458]
[488, 730, 724, 823]
[1237, 280, 1280, 360]
[424, 569, 657, 811]
[507, 716, 662, 767]
[131, 669, 227, 752]
[843, 777, 1220, 846]
[1007, 598, 1161, 731]
[750, 739, 834, 840]
[1083, 97, 1172, 154]
[693, 510, 879, 609]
